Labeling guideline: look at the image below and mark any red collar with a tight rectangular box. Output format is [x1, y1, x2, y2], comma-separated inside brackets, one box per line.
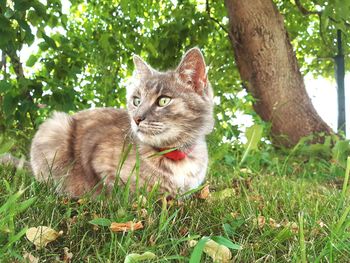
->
[159, 148, 191, 161]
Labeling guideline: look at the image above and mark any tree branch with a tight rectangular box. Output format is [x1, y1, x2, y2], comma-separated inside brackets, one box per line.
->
[295, 0, 350, 28]
[7, 50, 24, 79]
[205, 0, 229, 35]
[294, 0, 321, 16]
[6, 50, 37, 129]
[0, 50, 6, 73]
[328, 16, 350, 28]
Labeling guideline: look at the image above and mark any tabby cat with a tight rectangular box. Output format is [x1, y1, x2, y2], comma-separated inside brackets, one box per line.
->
[30, 48, 214, 197]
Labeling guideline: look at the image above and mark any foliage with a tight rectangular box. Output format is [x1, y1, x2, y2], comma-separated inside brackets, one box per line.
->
[277, 0, 350, 77]
[1, 0, 348, 153]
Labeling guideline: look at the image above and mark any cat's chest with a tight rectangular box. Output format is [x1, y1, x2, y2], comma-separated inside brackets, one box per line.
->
[169, 158, 206, 191]
[139, 141, 208, 193]
[151, 154, 208, 192]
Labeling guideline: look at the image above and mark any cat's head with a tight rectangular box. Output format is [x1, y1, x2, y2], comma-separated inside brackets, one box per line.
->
[127, 48, 214, 149]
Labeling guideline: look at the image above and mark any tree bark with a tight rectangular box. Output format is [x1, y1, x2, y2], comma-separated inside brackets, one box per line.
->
[225, 0, 332, 147]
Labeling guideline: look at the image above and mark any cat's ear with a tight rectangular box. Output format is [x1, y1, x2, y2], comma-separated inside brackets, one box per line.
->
[133, 55, 154, 80]
[176, 48, 208, 94]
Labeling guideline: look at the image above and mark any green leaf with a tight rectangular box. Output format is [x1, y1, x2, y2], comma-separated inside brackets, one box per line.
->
[209, 188, 235, 202]
[16, 197, 37, 214]
[17, 18, 31, 32]
[26, 54, 38, 67]
[27, 10, 41, 26]
[99, 33, 112, 53]
[4, 8, 15, 19]
[332, 140, 350, 166]
[124, 252, 157, 263]
[211, 236, 242, 250]
[42, 33, 57, 49]
[189, 237, 210, 263]
[0, 81, 12, 93]
[3, 94, 17, 117]
[14, 0, 32, 11]
[244, 124, 263, 150]
[5, 226, 28, 249]
[239, 124, 263, 166]
[0, 140, 15, 154]
[88, 218, 112, 227]
[32, 0, 47, 16]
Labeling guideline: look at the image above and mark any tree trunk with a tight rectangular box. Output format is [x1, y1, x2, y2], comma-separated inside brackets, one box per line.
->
[225, 0, 332, 147]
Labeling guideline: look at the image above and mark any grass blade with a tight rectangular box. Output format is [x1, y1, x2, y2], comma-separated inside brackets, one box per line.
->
[189, 237, 210, 263]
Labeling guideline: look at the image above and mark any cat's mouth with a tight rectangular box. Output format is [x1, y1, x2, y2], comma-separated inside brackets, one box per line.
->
[134, 124, 190, 149]
[136, 123, 165, 136]
[136, 127, 164, 135]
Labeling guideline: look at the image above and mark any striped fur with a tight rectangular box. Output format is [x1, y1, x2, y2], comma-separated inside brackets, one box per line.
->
[30, 48, 214, 197]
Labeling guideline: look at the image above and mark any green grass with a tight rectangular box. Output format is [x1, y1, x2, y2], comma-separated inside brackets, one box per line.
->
[1, 150, 350, 262]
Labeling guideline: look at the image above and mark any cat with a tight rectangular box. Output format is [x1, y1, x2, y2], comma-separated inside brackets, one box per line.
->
[30, 48, 214, 197]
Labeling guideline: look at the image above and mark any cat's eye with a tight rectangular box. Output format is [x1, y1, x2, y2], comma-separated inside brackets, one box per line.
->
[158, 96, 171, 107]
[133, 97, 141, 106]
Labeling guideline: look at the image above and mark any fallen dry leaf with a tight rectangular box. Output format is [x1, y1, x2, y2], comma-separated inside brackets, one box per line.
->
[188, 239, 198, 248]
[249, 194, 263, 202]
[281, 219, 290, 227]
[23, 252, 39, 263]
[189, 238, 232, 263]
[257, 216, 266, 229]
[124, 251, 156, 263]
[61, 197, 70, 205]
[26, 226, 63, 249]
[149, 234, 156, 246]
[179, 226, 189, 236]
[63, 247, 73, 263]
[132, 195, 148, 209]
[110, 221, 143, 232]
[138, 208, 148, 218]
[77, 198, 87, 205]
[230, 212, 239, 219]
[289, 222, 299, 234]
[269, 218, 281, 229]
[208, 188, 235, 202]
[317, 220, 326, 228]
[204, 239, 232, 263]
[198, 185, 210, 199]
[239, 168, 252, 174]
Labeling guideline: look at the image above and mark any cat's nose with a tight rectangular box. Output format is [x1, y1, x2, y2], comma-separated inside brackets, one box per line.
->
[133, 116, 145, 125]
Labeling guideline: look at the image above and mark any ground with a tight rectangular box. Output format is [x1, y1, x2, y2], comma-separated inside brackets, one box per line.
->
[1, 148, 350, 262]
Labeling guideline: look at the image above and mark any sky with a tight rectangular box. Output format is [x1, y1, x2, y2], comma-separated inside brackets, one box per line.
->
[305, 75, 350, 138]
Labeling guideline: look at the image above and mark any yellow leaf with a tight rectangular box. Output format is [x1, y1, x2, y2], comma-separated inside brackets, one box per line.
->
[124, 251, 156, 263]
[23, 252, 39, 263]
[77, 198, 87, 205]
[26, 226, 63, 249]
[132, 195, 148, 209]
[257, 216, 266, 228]
[208, 188, 235, 202]
[269, 218, 281, 229]
[317, 220, 326, 228]
[204, 239, 232, 263]
[290, 222, 299, 234]
[110, 221, 143, 232]
[63, 247, 73, 263]
[230, 212, 239, 219]
[198, 185, 210, 199]
[188, 238, 232, 262]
